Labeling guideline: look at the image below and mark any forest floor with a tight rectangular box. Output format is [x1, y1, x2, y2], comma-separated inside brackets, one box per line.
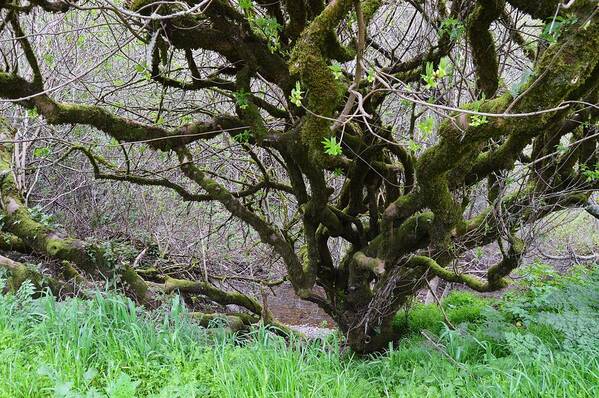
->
[0, 262, 598, 398]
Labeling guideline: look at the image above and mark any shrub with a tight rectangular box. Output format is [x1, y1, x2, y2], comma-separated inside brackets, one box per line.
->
[443, 290, 491, 325]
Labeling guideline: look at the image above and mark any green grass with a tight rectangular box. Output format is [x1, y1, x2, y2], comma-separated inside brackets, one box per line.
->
[1, 263, 598, 397]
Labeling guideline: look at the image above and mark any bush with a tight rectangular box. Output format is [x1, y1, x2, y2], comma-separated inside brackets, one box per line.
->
[392, 303, 444, 334]
[443, 290, 491, 325]
[392, 291, 492, 335]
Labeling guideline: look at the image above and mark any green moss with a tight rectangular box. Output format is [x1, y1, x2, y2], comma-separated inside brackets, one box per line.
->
[288, 0, 352, 163]
[127, 0, 161, 13]
[361, 0, 382, 23]
[466, 0, 503, 97]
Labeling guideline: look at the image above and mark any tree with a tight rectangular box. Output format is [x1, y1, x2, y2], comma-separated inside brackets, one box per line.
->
[0, 0, 597, 353]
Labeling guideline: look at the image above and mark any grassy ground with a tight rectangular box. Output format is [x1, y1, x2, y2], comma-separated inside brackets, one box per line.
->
[0, 262, 598, 398]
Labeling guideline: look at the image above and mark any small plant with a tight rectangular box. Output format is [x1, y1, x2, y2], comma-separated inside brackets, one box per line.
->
[541, 15, 578, 44]
[328, 62, 344, 80]
[233, 129, 252, 144]
[28, 205, 60, 229]
[440, 18, 465, 41]
[580, 162, 599, 182]
[239, 0, 252, 10]
[322, 136, 343, 156]
[27, 108, 39, 119]
[469, 97, 488, 127]
[421, 57, 451, 89]
[253, 16, 283, 53]
[290, 81, 304, 107]
[406, 139, 422, 153]
[234, 89, 250, 110]
[367, 67, 376, 83]
[33, 146, 51, 158]
[417, 115, 435, 137]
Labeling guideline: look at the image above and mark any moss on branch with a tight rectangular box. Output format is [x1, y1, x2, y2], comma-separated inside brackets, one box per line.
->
[164, 276, 264, 315]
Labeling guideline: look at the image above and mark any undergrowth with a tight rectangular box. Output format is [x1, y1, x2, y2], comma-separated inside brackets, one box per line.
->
[0, 262, 598, 397]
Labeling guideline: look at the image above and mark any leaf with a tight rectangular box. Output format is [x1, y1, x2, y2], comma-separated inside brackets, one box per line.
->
[134, 63, 145, 74]
[367, 67, 376, 83]
[234, 90, 250, 110]
[233, 130, 252, 144]
[440, 18, 465, 41]
[421, 62, 437, 89]
[407, 139, 422, 153]
[43, 54, 55, 67]
[417, 116, 435, 137]
[290, 81, 304, 107]
[27, 108, 39, 119]
[239, 0, 252, 10]
[328, 62, 343, 80]
[321, 136, 343, 156]
[556, 143, 568, 154]
[105, 372, 139, 398]
[33, 146, 51, 158]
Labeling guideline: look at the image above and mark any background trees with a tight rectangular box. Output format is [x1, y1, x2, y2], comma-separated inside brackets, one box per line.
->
[0, 0, 597, 353]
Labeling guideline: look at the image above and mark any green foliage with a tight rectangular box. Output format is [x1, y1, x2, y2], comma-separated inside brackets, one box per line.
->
[393, 291, 491, 335]
[233, 129, 252, 144]
[366, 67, 376, 83]
[393, 302, 445, 335]
[1, 263, 598, 397]
[405, 139, 422, 154]
[28, 205, 60, 229]
[239, 0, 282, 53]
[417, 115, 435, 137]
[440, 18, 465, 41]
[421, 57, 451, 89]
[580, 162, 599, 182]
[27, 108, 39, 119]
[442, 291, 489, 325]
[328, 62, 344, 80]
[541, 15, 578, 44]
[321, 136, 343, 156]
[244, 13, 282, 53]
[469, 97, 488, 127]
[233, 89, 250, 110]
[289, 81, 304, 107]
[238, 0, 252, 10]
[43, 54, 55, 67]
[33, 146, 51, 158]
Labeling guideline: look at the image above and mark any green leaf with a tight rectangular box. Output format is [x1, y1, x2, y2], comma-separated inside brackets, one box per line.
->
[134, 63, 145, 74]
[407, 139, 422, 153]
[239, 0, 253, 10]
[27, 108, 39, 119]
[556, 143, 569, 154]
[422, 62, 436, 89]
[43, 54, 55, 67]
[33, 146, 51, 158]
[322, 136, 343, 156]
[329, 62, 344, 80]
[440, 18, 465, 41]
[290, 81, 304, 108]
[417, 116, 435, 137]
[233, 130, 252, 144]
[367, 67, 376, 83]
[234, 89, 250, 110]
